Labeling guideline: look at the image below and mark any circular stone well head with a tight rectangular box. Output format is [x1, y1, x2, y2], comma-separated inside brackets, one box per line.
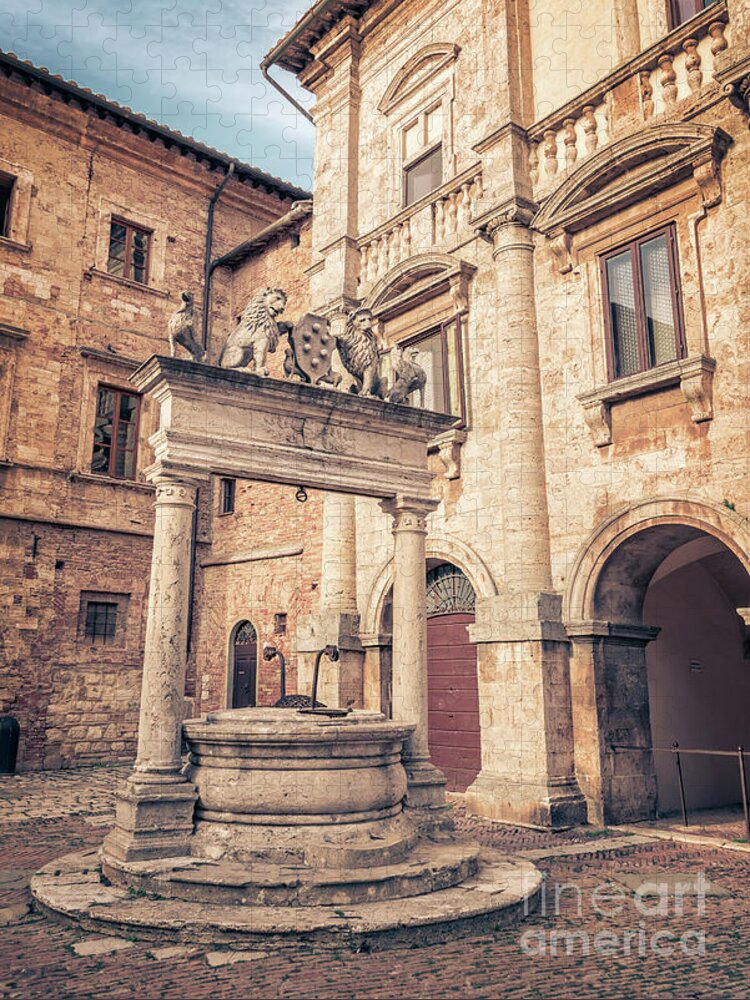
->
[183, 708, 417, 866]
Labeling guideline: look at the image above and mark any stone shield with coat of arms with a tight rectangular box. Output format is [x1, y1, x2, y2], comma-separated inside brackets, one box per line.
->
[284, 314, 341, 386]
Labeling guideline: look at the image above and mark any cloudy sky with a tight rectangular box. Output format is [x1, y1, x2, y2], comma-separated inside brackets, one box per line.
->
[0, 0, 316, 189]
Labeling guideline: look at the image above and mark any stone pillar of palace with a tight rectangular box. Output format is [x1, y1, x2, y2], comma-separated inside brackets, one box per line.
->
[297, 492, 365, 709]
[380, 496, 448, 821]
[464, 208, 587, 829]
[104, 476, 201, 862]
[568, 622, 660, 825]
[613, 0, 641, 63]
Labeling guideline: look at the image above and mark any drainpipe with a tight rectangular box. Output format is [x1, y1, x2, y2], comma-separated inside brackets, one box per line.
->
[202, 161, 236, 349]
[259, 0, 343, 126]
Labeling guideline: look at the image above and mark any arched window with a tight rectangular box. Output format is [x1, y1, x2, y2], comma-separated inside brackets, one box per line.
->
[426, 563, 475, 617]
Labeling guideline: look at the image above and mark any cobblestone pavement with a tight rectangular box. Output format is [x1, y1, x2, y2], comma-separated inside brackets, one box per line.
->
[1, 765, 750, 999]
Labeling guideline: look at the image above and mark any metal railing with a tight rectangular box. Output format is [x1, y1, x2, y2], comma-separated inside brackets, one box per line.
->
[610, 741, 750, 840]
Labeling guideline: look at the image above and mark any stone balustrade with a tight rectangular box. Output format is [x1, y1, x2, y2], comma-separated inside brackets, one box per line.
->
[358, 166, 483, 289]
[528, 3, 729, 196]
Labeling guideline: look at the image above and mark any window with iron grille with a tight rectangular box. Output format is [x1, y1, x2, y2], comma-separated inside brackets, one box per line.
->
[91, 386, 140, 479]
[0, 174, 14, 238]
[83, 601, 118, 644]
[600, 225, 685, 381]
[668, 0, 717, 29]
[219, 477, 236, 515]
[107, 217, 151, 284]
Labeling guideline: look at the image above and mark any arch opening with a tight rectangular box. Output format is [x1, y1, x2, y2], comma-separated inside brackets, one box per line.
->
[587, 523, 750, 823]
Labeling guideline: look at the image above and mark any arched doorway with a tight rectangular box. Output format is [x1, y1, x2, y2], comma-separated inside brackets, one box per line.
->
[568, 505, 750, 823]
[425, 562, 480, 792]
[230, 620, 258, 709]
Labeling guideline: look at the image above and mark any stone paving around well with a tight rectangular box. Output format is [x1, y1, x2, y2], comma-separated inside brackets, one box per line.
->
[2, 765, 750, 999]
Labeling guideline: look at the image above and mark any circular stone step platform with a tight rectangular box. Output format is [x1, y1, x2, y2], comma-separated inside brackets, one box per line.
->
[32, 846, 542, 951]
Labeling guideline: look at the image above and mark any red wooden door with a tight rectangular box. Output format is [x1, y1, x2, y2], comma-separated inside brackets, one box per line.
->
[427, 611, 481, 792]
[232, 641, 257, 708]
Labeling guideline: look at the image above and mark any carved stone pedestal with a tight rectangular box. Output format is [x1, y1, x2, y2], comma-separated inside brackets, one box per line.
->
[103, 774, 197, 863]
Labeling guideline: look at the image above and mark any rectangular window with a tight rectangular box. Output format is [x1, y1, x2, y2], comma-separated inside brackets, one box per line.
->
[601, 226, 685, 381]
[0, 174, 14, 238]
[83, 601, 118, 644]
[385, 316, 466, 420]
[219, 477, 236, 515]
[404, 145, 443, 206]
[668, 0, 716, 29]
[91, 386, 140, 479]
[107, 217, 151, 284]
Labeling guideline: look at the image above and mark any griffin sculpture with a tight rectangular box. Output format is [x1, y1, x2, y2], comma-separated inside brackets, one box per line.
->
[388, 345, 427, 407]
[167, 291, 207, 363]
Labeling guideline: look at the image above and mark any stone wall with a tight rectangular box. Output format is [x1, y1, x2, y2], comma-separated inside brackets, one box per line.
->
[0, 64, 302, 768]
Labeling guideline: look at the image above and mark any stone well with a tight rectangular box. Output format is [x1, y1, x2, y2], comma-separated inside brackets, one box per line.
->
[33, 707, 542, 948]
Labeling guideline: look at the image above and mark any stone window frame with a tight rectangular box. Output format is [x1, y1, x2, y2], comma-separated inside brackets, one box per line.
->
[218, 476, 236, 516]
[89, 196, 168, 295]
[107, 216, 152, 285]
[73, 348, 156, 488]
[90, 383, 142, 481]
[575, 191, 716, 446]
[378, 45, 459, 220]
[0, 323, 29, 463]
[599, 222, 687, 382]
[77, 590, 131, 649]
[0, 154, 33, 252]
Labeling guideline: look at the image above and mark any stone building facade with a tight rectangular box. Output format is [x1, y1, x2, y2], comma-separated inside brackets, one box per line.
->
[4, 0, 750, 834]
[0, 50, 310, 769]
[231, 0, 750, 828]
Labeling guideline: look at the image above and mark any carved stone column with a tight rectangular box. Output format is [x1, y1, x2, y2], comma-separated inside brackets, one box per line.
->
[104, 476, 200, 862]
[297, 493, 364, 708]
[380, 495, 448, 821]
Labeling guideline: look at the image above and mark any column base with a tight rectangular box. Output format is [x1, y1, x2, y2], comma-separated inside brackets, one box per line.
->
[403, 758, 454, 832]
[465, 770, 587, 830]
[102, 772, 198, 863]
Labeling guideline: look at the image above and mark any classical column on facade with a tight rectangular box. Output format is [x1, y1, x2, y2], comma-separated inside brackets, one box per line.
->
[380, 495, 448, 820]
[465, 204, 587, 829]
[104, 475, 201, 862]
[567, 621, 660, 825]
[297, 492, 365, 708]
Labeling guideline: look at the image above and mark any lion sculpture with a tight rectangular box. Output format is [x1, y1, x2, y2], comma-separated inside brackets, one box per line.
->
[219, 287, 290, 376]
[335, 307, 384, 397]
[168, 291, 207, 363]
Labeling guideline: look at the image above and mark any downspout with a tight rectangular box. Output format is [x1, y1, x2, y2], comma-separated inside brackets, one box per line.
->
[188, 161, 235, 661]
[202, 160, 236, 349]
[259, 0, 344, 125]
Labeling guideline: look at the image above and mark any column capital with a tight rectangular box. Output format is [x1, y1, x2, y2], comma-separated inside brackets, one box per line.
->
[380, 495, 439, 531]
[565, 620, 661, 645]
[152, 476, 200, 508]
[474, 197, 537, 256]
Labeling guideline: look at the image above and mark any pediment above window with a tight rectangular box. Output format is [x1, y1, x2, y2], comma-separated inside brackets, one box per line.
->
[378, 43, 460, 114]
[364, 253, 475, 321]
[533, 123, 732, 249]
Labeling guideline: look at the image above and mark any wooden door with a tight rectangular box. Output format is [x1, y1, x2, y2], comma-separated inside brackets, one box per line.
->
[427, 611, 481, 792]
[232, 638, 257, 708]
